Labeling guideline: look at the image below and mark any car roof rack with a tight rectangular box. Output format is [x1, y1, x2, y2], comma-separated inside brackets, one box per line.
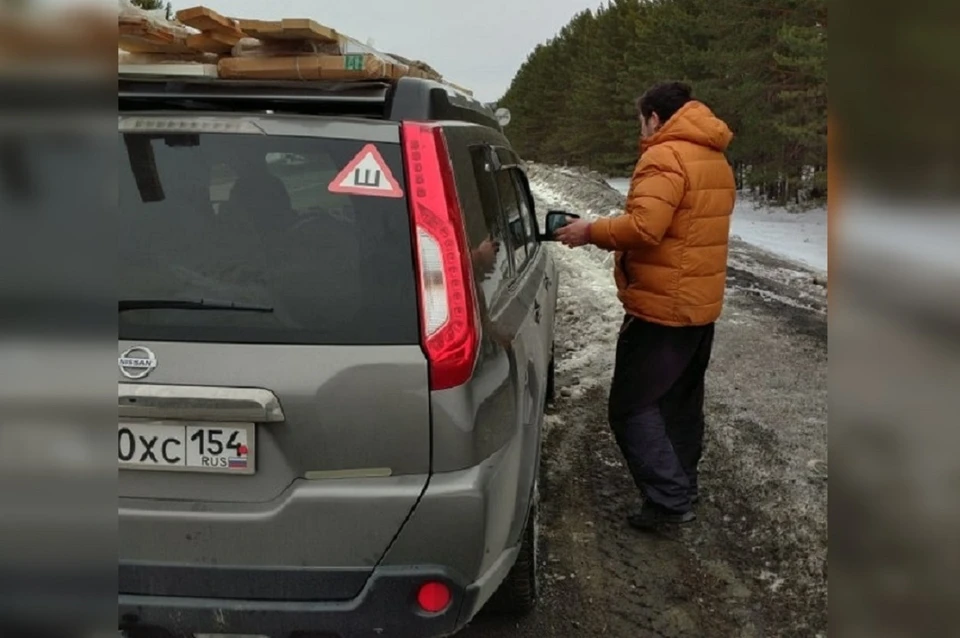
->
[118, 74, 503, 130]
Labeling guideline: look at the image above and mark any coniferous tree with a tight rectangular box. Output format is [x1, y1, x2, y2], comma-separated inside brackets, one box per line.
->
[498, 0, 828, 206]
[130, 0, 173, 19]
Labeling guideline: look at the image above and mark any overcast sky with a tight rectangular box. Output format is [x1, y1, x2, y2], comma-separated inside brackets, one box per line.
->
[196, 0, 602, 102]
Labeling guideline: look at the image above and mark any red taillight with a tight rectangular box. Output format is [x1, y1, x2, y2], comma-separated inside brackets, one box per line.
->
[416, 581, 452, 614]
[401, 122, 480, 391]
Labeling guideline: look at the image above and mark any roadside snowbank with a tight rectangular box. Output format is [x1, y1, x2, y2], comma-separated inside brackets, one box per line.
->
[527, 164, 622, 391]
[527, 163, 625, 222]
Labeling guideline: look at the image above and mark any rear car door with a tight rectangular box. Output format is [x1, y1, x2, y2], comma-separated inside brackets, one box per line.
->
[463, 145, 530, 423]
[512, 166, 557, 375]
[118, 114, 430, 602]
[493, 154, 550, 414]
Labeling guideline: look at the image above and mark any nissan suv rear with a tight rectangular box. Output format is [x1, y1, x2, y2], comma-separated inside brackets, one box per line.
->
[118, 75, 566, 638]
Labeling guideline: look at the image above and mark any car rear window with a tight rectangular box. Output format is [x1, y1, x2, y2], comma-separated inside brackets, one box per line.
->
[119, 130, 420, 345]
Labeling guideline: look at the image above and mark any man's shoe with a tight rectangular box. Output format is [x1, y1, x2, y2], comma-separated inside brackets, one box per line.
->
[627, 501, 696, 531]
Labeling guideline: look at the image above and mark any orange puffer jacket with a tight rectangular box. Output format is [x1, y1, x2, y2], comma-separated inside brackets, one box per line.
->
[589, 101, 736, 326]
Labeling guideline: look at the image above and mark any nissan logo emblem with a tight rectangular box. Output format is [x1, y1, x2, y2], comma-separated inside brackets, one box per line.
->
[118, 346, 157, 380]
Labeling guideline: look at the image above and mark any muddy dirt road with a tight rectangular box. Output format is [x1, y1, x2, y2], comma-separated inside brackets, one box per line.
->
[460, 177, 827, 638]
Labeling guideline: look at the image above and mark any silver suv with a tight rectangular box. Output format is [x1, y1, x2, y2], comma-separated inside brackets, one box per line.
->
[118, 75, 574, 638]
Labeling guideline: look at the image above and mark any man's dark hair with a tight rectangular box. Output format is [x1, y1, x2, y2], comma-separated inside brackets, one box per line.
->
[637, 81, 693, 123]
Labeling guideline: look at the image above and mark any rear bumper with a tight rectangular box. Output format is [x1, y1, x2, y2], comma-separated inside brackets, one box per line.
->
[119, 564, 488, 638]
[119, 414, 536, 637]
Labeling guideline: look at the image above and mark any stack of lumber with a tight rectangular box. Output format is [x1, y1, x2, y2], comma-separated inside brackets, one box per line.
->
[116, 3, 473, 96]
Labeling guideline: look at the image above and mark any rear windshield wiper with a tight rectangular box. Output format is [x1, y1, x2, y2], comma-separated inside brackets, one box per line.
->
[119, 298, 274, 313]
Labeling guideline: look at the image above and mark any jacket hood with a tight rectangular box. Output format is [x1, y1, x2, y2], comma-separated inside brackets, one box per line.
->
[641, 101, 734, 153]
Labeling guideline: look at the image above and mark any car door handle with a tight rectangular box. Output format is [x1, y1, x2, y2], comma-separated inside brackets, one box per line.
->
[533, 301, 542, 324]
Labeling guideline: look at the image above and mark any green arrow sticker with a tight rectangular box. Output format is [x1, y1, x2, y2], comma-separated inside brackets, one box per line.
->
[344, 54, 364, 71]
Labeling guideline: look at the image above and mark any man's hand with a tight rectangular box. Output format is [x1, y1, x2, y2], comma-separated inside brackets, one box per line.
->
[555, 218, 592, 248]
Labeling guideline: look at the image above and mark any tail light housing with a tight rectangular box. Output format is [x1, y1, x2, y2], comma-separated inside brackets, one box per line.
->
[401, 122, 480, 390]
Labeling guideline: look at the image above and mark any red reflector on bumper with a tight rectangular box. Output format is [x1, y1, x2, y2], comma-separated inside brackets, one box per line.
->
[416, 581, 451, 614]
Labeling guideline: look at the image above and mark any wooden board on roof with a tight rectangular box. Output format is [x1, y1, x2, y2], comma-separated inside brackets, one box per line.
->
[119, 61, 220, 77]
[236, 18, 340, 44]
[119, 36, 195, 55]
[218, 54, 409, 81]
[185, 32, 238, 54]
[230, 36, 342, 58]
[175, 6, 243, 40]
[387, 53, 443, 81]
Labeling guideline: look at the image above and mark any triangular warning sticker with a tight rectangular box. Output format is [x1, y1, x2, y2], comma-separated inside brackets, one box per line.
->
[328, 144, 404, 198]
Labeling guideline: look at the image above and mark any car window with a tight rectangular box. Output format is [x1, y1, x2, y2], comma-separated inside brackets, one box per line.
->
[511, 169, 539, 258]
[495, 169, 528, 271]
[468, 147, 513, 309]
[119, 131, 419, 345]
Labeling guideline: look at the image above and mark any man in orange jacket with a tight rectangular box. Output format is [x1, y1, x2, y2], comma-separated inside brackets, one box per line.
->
[556, 82, 736, 530]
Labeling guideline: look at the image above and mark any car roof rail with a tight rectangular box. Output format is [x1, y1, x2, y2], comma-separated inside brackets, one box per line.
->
[118, 75, 394, 118]
[117, 73, 502, 129]
[387, 77, 501, 129]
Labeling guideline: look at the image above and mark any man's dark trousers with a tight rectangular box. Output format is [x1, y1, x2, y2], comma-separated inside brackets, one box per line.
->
[608, 315, 715, 513]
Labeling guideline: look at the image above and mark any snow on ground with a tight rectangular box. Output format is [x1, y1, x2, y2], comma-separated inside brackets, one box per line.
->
[728, 201, 827, 273]
[606, 177, 828, 273]
[600, 177, 631, 196]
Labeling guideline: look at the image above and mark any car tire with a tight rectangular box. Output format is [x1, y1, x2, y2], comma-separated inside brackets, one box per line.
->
[545, 349, 556, 407]
[487, 484, 540, 615]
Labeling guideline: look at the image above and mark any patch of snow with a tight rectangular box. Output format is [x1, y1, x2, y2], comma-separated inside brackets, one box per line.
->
[530, 176, 580, 218]
[549, 245, 621, 384]
[606, 177, 631, 195]
[731, 285, 825, 315]
[542, 413, 566, 438]
[732, 200, 827, 274]
[757, 570, 787, 593]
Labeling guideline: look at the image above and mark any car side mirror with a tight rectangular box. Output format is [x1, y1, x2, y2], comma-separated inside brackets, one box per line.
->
[540, 210, 582, 241]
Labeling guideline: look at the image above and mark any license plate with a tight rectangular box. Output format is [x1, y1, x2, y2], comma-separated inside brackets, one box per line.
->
[118, 421, 255, 474]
